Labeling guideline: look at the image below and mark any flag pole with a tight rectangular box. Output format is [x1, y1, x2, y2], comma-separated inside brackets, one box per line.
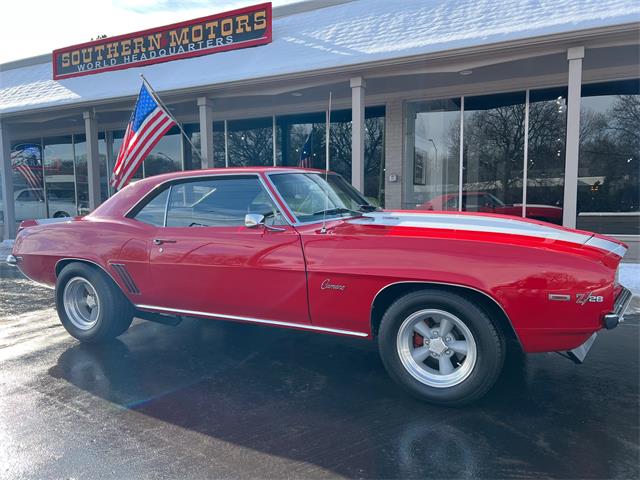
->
[140, 74, 204, 163]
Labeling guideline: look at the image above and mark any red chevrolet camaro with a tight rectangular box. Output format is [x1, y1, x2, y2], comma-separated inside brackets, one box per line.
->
[7, 167, 633, 405]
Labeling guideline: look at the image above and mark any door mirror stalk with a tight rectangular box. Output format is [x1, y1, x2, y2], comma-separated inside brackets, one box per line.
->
[245, 213, 286, 232]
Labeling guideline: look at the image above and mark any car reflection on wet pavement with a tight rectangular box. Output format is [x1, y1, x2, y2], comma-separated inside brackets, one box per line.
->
[1, 263, 638, 479]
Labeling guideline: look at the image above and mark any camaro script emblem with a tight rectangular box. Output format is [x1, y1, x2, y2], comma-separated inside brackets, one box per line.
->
[321, 279, 346, 291]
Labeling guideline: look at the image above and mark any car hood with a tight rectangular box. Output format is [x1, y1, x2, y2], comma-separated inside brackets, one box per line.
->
[346, 210, 627, 258]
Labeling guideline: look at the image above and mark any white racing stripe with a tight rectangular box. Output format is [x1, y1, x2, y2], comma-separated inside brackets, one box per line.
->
[350, 211, 627, 257]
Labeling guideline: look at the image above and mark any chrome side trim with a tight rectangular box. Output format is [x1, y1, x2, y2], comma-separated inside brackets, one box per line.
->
[548, 294, 571, 302]
[370, 280, 522, 346]
[134, 304, 369, 337]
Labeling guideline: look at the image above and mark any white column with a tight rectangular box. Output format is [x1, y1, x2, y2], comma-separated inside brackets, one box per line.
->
[197, 96, 214, 168]
[350, 76, 366, 192]
[0, 122, 16, 239]
[384, 99, 403, 209]
[83, 110, 101, 211]
[563, 46, 584, 228]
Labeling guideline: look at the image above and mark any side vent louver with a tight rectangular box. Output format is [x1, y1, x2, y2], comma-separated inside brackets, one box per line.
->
[111, 263, 140, 294]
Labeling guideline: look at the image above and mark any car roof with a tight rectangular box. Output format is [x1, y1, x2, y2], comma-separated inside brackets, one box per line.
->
[144, 166, 327, 183]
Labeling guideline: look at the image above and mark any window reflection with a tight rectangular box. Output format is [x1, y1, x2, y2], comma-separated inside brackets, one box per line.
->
[144, 127, 182, 177]
[329, 107, 386, 206]
[74, 133, 109, 215]
[10, 141, 46, 222]
[43, 136, 76, 218]
[277, 112, 326, 169]
[463, 92, 526, 216]
[227, 117, 273, 166]
[577, 80, 639, 234]
[526, 87, 567, 224]
[405, 99, 461, 210]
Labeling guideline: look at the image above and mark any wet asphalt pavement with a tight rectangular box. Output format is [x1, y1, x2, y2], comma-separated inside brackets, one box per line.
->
[1, 263, 639, 479]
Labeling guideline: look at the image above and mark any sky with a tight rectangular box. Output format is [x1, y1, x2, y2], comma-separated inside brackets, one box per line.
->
[0, 0, 299, 64]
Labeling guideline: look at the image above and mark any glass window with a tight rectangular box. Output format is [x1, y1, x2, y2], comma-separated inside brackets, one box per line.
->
[227, 117, 273, 167]
[10, 141, 45, 222]
[463, 92, 526, 216]
[329, 107, 386, 207]
[526, 88, 567, 225]
[144, 126, 182, 177]
[74, 133, 109, 215]
[405, 99, 461, 210]
[270, 172, 373, 223]
[577, 79, 639, 234]
[112, 130, 143, 182]
[277, 112, 326, 169]
[182, 122, 226, 170]
[166, 176, 279, 227]
[133, 188, 169, 226]
[43, 136, 76, 218]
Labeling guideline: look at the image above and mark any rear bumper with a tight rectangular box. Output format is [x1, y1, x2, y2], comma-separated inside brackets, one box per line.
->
[565, 286, 633, 363]
[6, 254, 17, 266]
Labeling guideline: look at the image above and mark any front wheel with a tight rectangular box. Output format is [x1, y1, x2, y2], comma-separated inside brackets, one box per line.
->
[378, 290, 505, 405]
[56, 263, 133, 343]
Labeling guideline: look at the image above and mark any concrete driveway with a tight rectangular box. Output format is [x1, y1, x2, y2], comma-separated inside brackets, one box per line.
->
[1, 263, 638, 479]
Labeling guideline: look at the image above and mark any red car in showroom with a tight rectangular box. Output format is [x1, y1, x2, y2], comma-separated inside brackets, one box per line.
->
[419, 191, 563, 225]
[8, 167, 632, 405]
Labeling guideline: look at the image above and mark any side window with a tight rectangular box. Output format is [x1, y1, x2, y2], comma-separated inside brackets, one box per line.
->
[133, 188, 169, 226]
[166, 176, 282, 227]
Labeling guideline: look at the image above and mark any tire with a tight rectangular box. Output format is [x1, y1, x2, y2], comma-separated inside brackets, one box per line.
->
[378, 290, 505, 406]
[56, 263, 134, 343]
[53, 211, 71, 218]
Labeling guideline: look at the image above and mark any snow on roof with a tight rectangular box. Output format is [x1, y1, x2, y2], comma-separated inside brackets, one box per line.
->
[1, 0, 638, 115]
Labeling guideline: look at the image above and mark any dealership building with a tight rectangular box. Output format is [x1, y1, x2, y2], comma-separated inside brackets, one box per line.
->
[0, 0, 638, 259]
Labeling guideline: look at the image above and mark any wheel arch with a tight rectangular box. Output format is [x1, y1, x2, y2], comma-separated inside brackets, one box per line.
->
[370, 281, 522, 348]
[55, 258, 126, 297]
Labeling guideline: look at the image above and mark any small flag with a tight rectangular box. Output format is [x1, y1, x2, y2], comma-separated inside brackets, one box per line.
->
[298, 130, 313, 168]
[12, 146, 44, 200]
[111, 83, 176, 190]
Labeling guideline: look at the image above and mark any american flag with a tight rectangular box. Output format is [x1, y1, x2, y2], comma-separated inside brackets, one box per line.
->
[12, 146, 44, 200]
[111, 83, 176, 190]
[298, 131, 313, 168]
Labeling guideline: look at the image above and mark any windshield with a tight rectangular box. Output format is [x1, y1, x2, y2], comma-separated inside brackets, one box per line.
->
[270, 172, 375, 223]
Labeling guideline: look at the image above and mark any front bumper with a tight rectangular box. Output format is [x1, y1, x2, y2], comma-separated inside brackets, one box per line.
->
[566, 286, 634, 364]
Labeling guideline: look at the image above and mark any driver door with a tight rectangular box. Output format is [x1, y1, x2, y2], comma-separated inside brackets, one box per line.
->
[139, 174, 309, 325]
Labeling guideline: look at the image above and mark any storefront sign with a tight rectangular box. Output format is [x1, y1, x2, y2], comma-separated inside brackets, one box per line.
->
[53, 2, 272, 80]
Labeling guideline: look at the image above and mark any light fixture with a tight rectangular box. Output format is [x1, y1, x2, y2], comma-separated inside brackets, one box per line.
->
[459, 70, 473, 76]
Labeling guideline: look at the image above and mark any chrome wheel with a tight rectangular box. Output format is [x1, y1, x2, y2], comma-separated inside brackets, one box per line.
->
[63, 277, 100, 330]
[396, 309, 477, 388]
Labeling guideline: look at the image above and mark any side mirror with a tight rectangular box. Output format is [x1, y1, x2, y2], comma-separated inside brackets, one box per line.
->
[245, 213, 265, 228]
[244, 213, 287, 232]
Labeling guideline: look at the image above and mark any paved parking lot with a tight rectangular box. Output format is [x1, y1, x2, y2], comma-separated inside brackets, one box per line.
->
[1, 263, 638, 479]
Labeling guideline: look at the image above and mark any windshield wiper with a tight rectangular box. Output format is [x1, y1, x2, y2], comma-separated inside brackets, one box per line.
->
[312, 207, 361, 217]
[357, 204, 378, 212]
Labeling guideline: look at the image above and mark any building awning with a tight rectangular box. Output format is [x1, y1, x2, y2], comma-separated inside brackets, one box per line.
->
[1, 0, 638, 115]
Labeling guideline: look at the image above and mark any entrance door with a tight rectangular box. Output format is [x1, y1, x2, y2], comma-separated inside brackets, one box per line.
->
[136, 175, 309, 325]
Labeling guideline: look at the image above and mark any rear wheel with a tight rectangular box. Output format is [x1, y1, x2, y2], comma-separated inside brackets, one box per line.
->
[378, 290, 505, 405]
[56, 263, 133, 343]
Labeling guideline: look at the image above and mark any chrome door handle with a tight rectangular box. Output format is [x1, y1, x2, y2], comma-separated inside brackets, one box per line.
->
[153, 238, 176, 245]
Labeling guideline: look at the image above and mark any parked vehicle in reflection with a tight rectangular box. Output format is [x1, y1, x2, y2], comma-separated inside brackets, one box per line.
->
[419, 191, 563, 225]
[8, 168, 632, 405]
[0, 188, 76, 222]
